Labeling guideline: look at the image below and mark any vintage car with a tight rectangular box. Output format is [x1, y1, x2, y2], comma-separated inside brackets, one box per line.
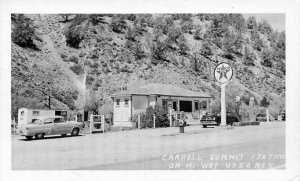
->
[18, 116, 84, 140]
[200, 112, 239, 128]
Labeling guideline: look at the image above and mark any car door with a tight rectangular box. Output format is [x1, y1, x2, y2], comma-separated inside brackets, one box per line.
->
[41, 118, 54, 135]
[53, 118, 70, 134]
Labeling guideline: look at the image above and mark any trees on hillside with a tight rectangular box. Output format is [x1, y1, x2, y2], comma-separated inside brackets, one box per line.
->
[200, 41, 213, 58]
[243, 45, 256, 66]
[260, 48, 274, 67]
[64, 15, 87, 48]
[11, 14, 37, 49]
[246, 16, 257, 30]
[178, 35, 189, 55]
[258, 20, 273, 35]
[222, 29, 244, 59]
[110, 15, 127, 33]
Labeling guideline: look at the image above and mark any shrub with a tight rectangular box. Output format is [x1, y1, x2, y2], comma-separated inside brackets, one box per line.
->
[132, 41, 146, 60]
[200, 41, 213, 57]
[260, 96, 270, 108]
[260, 48, 274, 67]
[110, 15, 127, 33]
[89, 14, 105, 25]
[178, 35, 189, 55]
[86, 75, 94, 85]
[133, 104, 170, 129]
[258, 20, 273, 35]
[181, 20, 194, 34]
[247, 16, 257, 30]
[68, 55, 79, 64]
[193, 26, 203, 40]
[70, 64, 84, 75]
[222, 29, 244, 56]
[11, 14, 36, 48]
[243, 45, 256, 66]
[64, 15, 87, 48]
[150, 39, 169, 64]
[167, 27, 182, 43]
[64, 25, 85, 48]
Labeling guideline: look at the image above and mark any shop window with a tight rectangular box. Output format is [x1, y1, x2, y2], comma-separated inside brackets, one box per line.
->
[116, 99, 120, 106]
[124, 98, 129, 106]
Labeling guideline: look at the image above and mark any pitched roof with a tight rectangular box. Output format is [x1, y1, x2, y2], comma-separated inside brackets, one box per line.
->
[111, 83, 211, 98]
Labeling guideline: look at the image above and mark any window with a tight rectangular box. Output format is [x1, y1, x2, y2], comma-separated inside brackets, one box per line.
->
[124, 98, 129, 106]
[162, 99, 168, 110]
[32, 111, 40, 116]
[195, 101, 199, 111]
[44, 118, 53, 124]
[116, 99, 120, 106]
[54, 118, 63, 123]
[202, 101, 207, 109]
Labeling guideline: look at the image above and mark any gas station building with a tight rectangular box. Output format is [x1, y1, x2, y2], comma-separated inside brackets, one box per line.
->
[111, 83, 212, 127]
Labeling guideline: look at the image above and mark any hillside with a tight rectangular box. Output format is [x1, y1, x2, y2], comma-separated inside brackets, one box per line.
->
[11, 14, 286, 118]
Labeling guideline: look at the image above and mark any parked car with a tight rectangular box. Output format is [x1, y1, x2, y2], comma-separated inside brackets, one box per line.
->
[256, 113, 267, 122]
[18, 116, 84, 140]
[200, 112, 239, 128]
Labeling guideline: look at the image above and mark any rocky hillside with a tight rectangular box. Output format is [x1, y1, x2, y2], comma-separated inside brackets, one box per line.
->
[11, 14, 286, 117]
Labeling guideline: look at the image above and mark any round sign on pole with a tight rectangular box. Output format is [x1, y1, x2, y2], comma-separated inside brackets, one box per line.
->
[214, 62, 233, 84]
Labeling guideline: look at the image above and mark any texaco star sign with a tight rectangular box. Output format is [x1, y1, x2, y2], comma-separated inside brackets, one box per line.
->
[214, 62, 233, 84]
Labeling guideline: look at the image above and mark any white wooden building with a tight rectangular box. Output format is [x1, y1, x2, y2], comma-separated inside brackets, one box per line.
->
[111, 83, 212, 127]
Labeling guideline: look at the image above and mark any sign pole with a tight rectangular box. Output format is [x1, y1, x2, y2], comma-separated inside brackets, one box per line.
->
[220, 83, 226, 126]
[90, 114, 93, 134]
[213, 62, 233, 127]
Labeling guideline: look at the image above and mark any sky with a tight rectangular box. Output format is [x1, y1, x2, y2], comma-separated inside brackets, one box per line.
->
[243, 13, 285, 32]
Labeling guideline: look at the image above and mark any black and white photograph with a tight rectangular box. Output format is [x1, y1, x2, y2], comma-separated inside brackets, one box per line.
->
[1, 0, 300, 181]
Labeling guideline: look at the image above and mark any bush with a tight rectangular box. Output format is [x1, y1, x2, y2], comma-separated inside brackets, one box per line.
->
[64, 25, 85, 48]
[247, 16, 257, 30]
[70, 64, 84, 75]
[181, 20, 194, 34]
[150, 39, 169, 64]
[110, 15, 127, 33]
[132, 41, 146, 60]
[11, 14, 36, 48]
[258, 20, 273, 35]
[178, 35, 189, 55]
[243, 45, 256, 66]
[64, 15, 87, 48]
[200, 41, 213, 57]
[68, 55, 79, 64]
[132, 104, 170, 129]
[89, 14, 105, 25]
[260, 96, 270, 108]
[260, 48, 274, 67]
[167, 27, 182, 43]
[193, 26, 203, 40]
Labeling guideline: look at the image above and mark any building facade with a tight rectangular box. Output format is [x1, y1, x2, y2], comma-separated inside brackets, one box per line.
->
[111, 83, 212, 127]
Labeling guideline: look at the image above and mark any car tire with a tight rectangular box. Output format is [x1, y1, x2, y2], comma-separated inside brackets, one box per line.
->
[35, 133, 44, 139]
[71, 128, 79, 136]
[61, 134, 67, 137]
[203, 125, 207, 128]
[25, 136, 33, 140]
